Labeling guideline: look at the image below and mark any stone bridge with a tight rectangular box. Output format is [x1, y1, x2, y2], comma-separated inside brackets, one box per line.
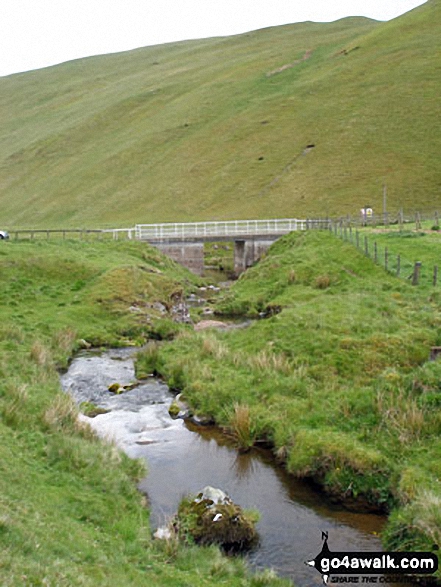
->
[134, 219, 326, 275]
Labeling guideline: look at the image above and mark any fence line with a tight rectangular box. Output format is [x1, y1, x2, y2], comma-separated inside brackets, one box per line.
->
[329, 220, 437, 287]
[10, 228, 135, 241]
[327, 209, 441, 231]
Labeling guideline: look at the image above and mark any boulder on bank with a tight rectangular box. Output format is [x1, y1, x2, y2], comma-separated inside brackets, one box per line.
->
[168, 393, 191, 419]
[167, 395, 214, 424]
[175, 486, 259, 552]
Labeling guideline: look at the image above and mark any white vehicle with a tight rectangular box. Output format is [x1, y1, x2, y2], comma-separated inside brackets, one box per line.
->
[0, 230, 9, 239]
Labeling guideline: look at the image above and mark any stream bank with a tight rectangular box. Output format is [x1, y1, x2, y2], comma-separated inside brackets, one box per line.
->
[61, 347, 391, 586]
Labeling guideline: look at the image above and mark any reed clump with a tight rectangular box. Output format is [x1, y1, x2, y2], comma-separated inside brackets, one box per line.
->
[228, 403, 256, 452]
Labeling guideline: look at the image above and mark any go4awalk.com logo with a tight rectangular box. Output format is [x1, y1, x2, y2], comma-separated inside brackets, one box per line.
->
[305, 533, 438, 585]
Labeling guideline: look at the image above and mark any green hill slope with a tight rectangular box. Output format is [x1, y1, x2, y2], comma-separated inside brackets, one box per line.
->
[0, 0, 439, 228]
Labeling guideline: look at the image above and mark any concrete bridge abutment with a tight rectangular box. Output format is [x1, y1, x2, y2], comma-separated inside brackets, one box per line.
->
[155, 242, 205, 275]
[233, 239, 275, 276]
[153, 238, 275, 276]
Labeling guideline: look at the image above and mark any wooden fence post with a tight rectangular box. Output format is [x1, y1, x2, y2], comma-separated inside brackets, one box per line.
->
[397, 254, 401, 277]
[433, 265, 438, 287]
[385, 247, 388, 272]
[374, 242, 378, 263]
[412, 262, 422, 286]
[356, 230, 360, 249]
[364, 236, 369, 257]
[415, 212, 421, 231]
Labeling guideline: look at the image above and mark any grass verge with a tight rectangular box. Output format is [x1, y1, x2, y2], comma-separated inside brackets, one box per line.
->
[0, 239, 289, 586]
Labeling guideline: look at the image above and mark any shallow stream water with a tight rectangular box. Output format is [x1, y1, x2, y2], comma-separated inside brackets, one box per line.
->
[61, 348, 389, 586]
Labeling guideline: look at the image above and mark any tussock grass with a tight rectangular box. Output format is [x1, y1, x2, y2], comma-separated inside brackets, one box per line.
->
[228, 403, 256, 451]
[42, 393, 79, 432]
[53, 326, 77, 354]
[287, 269, 296, 285]
[314, 274, 331, 289]
[0, 383, 28, 428]
[248, 349, 292, 375]
[30, 340, 53, 368]
[384, 490, 441, 553]
[376, 390, 428, 443]
[200, 334, 228, 361]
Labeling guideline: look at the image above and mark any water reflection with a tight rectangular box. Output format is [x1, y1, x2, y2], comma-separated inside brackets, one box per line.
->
[61, 348, 390, 586]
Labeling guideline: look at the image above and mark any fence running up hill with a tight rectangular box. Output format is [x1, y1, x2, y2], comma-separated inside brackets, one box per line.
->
[330, 221, 439, 287]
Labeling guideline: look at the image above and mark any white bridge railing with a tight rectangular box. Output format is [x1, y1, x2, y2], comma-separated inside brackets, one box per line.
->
[135, 218, 327, 241]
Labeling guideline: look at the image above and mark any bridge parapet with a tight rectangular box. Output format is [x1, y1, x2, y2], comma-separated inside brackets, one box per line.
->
[135, 218, 315, 241]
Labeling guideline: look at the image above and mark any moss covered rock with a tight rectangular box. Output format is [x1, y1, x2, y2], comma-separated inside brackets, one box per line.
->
[176, 486, 259, 552]
[79, 402, 110, 418]
[168, 400, 181, 418]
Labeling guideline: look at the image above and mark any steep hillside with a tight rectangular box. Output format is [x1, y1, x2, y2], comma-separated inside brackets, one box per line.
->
[0, 0, 439, 228]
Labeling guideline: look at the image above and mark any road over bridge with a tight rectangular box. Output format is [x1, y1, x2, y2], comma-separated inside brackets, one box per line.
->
[134, 218, 326, 274]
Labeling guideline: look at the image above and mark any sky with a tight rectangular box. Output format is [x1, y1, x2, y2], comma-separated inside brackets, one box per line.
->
[0, 0, 428, 78]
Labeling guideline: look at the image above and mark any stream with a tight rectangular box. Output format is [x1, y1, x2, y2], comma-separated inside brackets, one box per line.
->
[61, 347, 389, 586]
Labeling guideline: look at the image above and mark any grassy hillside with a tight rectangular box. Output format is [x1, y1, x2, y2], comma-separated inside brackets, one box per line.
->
[0, 239, 288, 586]
[139, 230, 441, 575]
[0, 0, 439, 228]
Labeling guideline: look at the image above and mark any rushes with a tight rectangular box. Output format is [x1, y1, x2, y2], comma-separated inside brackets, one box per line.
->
[384, 490, 441, 553]
[201, 334, 228, 361]
[30, 341, 53, 368]
[248, 349, 292, 375]
[376, 390, 427, 442]
[411, 491, 441, 546]
[53, 327, 77, 355]
[229, 403, 255, 452]
[1, 383, 28, 428]
[43, 393, 79, 432]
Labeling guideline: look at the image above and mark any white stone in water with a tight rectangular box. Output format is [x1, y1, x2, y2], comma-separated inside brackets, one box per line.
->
[153, 526, 173, 540]
[197, 486, 230, 506]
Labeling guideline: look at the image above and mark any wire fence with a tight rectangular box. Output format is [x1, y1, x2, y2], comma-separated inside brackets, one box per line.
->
[330, 221, 439, 287]
[8, 228, 135, 241]
[329, 209, 441, 231]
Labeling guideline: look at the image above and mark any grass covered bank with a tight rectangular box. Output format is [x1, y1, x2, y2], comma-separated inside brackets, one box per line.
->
[138, 231, 441, 577]
[0, 239, 289, 586]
